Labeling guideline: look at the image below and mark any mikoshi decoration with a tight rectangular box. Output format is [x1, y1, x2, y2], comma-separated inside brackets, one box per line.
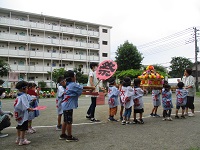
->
[96, 60, 118, 80]
[138, 65, 164, 88]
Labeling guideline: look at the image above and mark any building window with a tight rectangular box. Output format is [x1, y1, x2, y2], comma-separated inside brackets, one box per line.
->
[28, 77, 35, 81]
[19, 46, 25, 50]
[18, 60, 25, 65]
[19, 32, 25, 36]
[52, 62, 56, 67]
[30, 48, 35, 51]
[102, 41, 108, 45]
[59, 64, 65, 67]
[102, 53, 108, 57]
[47, 63, 49, 66]
[102, 29, 107, 33]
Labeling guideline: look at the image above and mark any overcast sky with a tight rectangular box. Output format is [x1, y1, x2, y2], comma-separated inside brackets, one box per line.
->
[1, 0, 200, 68]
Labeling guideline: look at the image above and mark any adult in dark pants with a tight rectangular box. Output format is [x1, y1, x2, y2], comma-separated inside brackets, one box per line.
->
[181, 68, 196, 117]
[86, 62, 100, 122]
[0, 87, 13, 138]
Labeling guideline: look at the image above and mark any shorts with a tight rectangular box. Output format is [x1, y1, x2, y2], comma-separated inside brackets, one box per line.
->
[109, 107, 117, 116]
[176, 105, 186, 110]
[16, 120, 28, 131]
[134, 108, 144, 114]
[63, 109, 73, 124]
[186, 96, 194, 109]
[153, 106, 159, 108]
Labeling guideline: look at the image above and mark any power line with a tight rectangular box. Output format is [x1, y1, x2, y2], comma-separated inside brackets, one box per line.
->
[141, 36, 193, 56]
[139, 32, 192, 51]
[138, 27, 193, 49]
[136, 27, 197, 58]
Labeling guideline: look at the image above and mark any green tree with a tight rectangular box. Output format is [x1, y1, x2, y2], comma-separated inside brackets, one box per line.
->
[153, 64, 167, 73]
[0, 60, 11, 77]
[74, 68, 88, 84]
[115, 41, 143, 71]
[115, 69, 143, 80]
[38, 80, 47, 88]
[169, 57, 193, 78]
[47, 68, 66, 84]
[151, 64, 169, 78]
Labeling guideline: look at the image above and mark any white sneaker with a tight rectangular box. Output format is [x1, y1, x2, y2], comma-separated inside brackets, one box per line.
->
[27, 128, 34, 134]
[162, 118, 167, 121]
[30, 127, 36, 133]
[167, 117, 173, 121]
[18, 139, 31, 146]
[188, 113, 195, 117]
[0, 133, 8, 138]
[121, 120, 126, 125]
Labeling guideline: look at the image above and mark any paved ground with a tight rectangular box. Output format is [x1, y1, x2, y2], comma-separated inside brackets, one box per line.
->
[1, 94, 200, 150]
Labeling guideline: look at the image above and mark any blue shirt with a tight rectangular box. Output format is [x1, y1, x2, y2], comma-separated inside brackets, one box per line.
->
[62, 82, 83, 111]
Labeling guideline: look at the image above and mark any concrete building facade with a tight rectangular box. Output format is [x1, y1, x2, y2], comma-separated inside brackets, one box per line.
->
[0, 8, 112, 87]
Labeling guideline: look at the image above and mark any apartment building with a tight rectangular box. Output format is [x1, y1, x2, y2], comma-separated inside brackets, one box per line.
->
[0, 7, 112, 87]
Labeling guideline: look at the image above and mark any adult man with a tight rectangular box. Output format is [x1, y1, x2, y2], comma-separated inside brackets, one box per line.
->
[86, 62, 100, 122]
[181, 68, 196, 117]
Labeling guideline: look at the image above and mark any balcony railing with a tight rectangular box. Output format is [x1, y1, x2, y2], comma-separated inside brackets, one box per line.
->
[0, 48, 100, 61]
[9, 64, 88, 74]
[0, 33, 99, 49]
[0, 17, 99, 37]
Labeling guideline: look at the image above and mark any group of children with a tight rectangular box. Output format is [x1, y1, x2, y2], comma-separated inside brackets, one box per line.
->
[5, 81, 40, 145]
[9, 70, 83, 145]
[107, 77, 145, 124]
[107, 76, 190, 125]
[0, 66, 194, 145]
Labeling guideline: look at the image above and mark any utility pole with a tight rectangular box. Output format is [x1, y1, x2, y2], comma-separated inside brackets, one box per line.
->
[194, 27, 199, 91]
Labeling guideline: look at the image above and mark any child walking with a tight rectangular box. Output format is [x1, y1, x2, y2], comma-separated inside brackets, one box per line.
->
[107, 77, 119, 121]
[56, 76, 66, 130]
[150, 89, 161, 117]
[27, 83, 39, 134]
[60, 70, 83, 142]
[14, 81, 33, 146]
[162, 84, 173, 121]
[175, 82, 188, 119]
[120, 77, 134, 125]
[133, 78, 144, 124]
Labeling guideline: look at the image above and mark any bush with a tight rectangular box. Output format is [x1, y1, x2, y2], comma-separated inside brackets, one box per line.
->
[38, 81, 47, 88]
[115, 69, 143, 80]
